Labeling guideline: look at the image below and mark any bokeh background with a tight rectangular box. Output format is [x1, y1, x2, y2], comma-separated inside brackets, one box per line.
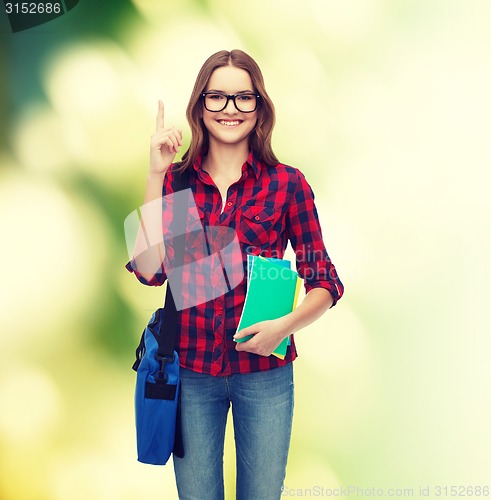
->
[1, 0, 490, 498]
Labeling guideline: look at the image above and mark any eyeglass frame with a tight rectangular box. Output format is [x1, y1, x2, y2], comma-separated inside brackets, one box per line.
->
[201, 91, 261, 113]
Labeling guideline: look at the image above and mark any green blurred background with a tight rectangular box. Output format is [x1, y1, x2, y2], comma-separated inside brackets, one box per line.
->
[1, 0, 490, 498]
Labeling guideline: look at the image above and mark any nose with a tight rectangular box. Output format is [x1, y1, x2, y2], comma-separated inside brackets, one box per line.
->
[223, 97, 238, 114]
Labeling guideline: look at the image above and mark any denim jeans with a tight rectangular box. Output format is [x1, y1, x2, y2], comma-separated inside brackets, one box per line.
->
[173, 363, 294, 500]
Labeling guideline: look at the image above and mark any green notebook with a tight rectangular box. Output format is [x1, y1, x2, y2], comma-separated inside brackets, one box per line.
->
[235, 256, 302, 359]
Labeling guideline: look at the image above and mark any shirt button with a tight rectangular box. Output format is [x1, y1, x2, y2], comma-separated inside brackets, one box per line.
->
[254, 215, 260, 220]
[227, 201, 233, 207]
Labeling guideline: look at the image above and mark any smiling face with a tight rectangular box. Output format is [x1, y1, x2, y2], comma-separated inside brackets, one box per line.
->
[201, 65, 258, 150]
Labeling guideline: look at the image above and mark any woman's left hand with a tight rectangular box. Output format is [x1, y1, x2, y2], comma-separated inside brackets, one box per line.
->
[234, 317, 291, 357]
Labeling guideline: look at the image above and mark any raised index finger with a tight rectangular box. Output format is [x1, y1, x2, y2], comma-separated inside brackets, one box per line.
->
[156, 99, 165, 131]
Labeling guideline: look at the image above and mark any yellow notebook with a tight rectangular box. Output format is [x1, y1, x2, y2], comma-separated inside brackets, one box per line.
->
[235, 256, 302, 359]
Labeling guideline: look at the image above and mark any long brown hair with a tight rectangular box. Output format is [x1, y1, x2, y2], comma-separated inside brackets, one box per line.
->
[176, 50, 278, 172]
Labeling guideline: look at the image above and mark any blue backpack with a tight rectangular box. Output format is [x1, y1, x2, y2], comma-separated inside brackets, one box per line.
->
[133, 307, 183, 465]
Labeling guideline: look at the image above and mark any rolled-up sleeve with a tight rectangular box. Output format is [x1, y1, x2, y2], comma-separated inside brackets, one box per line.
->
[286, 170, 344, 306]
[125, 258, 167, 286]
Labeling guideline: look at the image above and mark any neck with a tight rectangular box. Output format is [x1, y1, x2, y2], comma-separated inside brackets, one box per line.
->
[203, 140, 250, 178]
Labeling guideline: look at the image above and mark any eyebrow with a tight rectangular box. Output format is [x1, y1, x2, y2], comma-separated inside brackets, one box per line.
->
[206, 89, 256, 94]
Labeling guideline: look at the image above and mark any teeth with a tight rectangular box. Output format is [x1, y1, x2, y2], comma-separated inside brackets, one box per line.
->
[219, 120, 241, 126]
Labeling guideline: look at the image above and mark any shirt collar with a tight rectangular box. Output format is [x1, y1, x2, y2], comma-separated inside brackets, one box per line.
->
[193, 149, 263, 180]
[245, 150, 263, 180]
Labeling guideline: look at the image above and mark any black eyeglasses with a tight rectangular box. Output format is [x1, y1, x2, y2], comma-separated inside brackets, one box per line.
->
[201, 92, 261, 113]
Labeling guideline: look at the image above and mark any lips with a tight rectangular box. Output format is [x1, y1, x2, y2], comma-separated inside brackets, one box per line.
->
[217, 119, 243, 127]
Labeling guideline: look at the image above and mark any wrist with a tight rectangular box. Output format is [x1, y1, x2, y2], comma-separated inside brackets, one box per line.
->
[278, 313, 296, 338]
[147, 170, 167, 188]
[147, 170, 166, 183]
[143, 170, 167, 204]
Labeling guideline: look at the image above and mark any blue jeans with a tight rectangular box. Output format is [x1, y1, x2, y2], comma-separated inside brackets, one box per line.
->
[173, 363, 294, 500]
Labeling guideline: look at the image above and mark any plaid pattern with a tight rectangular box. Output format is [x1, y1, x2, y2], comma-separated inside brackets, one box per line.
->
[126, 151, 344, 376]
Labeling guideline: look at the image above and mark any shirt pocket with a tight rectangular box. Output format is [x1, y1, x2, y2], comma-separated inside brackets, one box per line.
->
[238, 204, 280, 248]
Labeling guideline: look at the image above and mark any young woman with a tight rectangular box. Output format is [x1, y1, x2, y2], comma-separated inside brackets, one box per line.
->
[127, 49, 344, 500]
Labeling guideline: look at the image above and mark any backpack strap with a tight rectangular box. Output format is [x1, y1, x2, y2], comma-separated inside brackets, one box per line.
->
[156, 166, 190, 362]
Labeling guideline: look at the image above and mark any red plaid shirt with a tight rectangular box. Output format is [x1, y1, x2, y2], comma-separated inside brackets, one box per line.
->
[126, 150, 343, 376]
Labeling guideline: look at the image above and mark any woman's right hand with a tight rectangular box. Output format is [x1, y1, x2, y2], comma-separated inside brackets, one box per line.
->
[149, 100, 183, 176]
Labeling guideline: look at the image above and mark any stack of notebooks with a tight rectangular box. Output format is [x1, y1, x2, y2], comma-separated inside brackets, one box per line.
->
[234, 256, 302, 359]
